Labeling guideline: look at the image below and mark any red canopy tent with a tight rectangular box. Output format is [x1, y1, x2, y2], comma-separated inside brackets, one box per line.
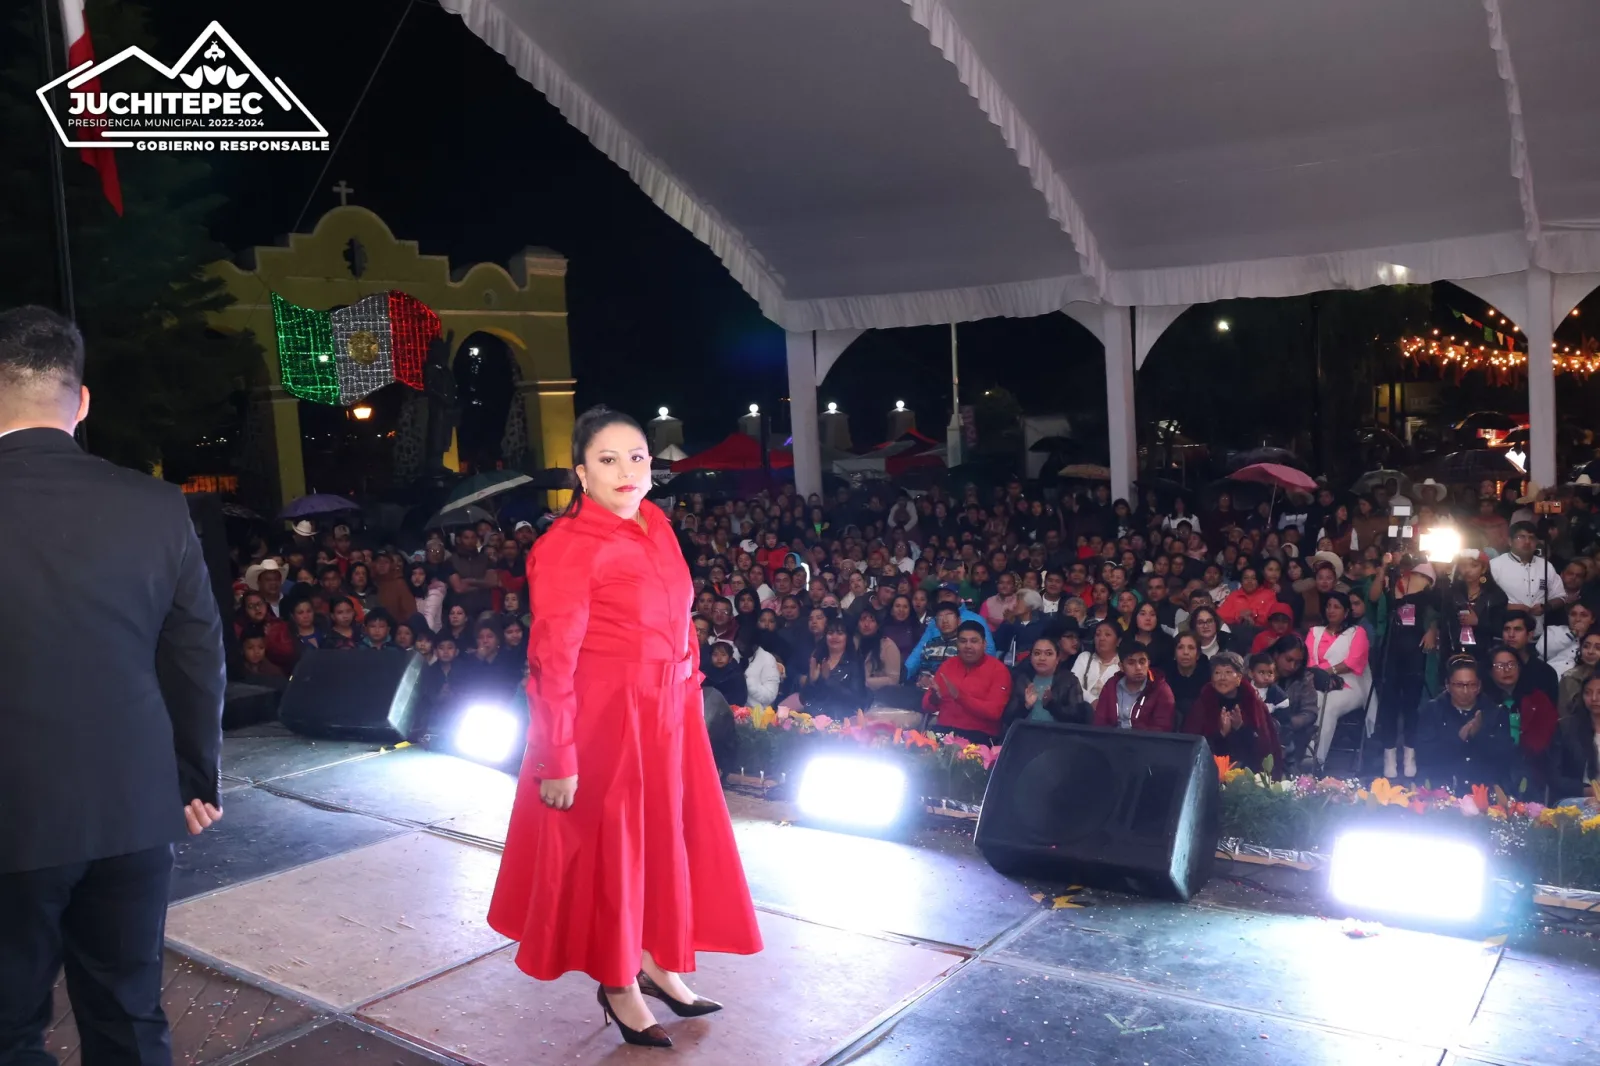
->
[670, 433, 792, 472]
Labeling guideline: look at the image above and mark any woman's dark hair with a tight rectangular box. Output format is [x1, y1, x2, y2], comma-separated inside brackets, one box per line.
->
[562, 405, 645, 518]
[814, 616, 853, 663]
[854, 611, 885, 673]
[1322, 590, 1352, 623]
[1269, 633, 1304, 658]
[348, 562, 371, 589]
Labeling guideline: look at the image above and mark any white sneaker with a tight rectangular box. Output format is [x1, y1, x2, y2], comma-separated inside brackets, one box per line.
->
[1403, 747, 1417, 779]
[1383, 748, 1398, 780]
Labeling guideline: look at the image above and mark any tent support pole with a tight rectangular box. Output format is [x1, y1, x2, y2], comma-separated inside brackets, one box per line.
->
[785, 330, 823, 500]
[1103, 306, 1138, 503]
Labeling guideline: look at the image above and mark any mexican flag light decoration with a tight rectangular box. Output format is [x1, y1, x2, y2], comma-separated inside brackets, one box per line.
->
[271, 291, 441, 405]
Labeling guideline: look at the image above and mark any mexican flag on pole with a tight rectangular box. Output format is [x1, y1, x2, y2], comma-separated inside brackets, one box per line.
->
[271, 291, 441, 405]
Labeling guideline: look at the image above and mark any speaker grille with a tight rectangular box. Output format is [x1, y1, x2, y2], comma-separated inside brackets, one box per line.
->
[975, 722, 1219, 901]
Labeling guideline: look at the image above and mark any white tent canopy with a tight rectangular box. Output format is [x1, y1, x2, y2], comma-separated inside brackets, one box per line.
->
[442, 0, 1600, 494]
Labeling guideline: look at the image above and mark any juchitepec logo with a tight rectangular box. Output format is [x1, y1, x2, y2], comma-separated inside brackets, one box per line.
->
[38, 21, 330, 152]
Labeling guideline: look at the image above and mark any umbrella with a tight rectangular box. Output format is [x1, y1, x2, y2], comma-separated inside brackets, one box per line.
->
[1059, 463, 1111, 480]
[424, 503, 495, 529]
[278, 494, 359, 519]
[649, 469, 750, 499]
[524, 467, 577, 490]
[1229, 462, 1316, 523]
[1570, 459, 1600, 483]
[1350, 469, 1412, 497]
[441, 470, 535, 512]
[1226, 447, 1304, 472]
[220, 503, 262, 521]
[1451, 411, 1521, 434]
[1230, 463, 1317, 494]
[1429, 450, 1524, 484]
[1136, 476, 1191, 501]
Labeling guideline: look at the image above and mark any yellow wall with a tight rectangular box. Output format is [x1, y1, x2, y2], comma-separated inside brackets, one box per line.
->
[206, 205, 574, 506]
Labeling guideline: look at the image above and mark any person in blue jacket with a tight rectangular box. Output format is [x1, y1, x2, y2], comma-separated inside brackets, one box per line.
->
[905, 586, 996, 677]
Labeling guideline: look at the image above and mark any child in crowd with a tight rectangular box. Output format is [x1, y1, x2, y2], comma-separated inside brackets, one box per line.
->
[1250, 653, 1289, 716]
[239, 631, 287, 689]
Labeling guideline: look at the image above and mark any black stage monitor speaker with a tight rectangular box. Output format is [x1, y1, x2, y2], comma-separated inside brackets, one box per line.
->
[279, 649, 424, 743]
[975, 722, 1220, 901]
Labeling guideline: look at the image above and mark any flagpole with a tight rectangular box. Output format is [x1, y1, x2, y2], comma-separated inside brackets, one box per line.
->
[39, 0, 92, 450]
[38, 0, 77, 323]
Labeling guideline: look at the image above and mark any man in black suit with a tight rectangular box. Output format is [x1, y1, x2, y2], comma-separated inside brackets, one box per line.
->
[0, 307, 226, 1066]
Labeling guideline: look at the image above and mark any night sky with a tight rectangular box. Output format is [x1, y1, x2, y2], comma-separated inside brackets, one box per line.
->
[142, 0, 1108, 450]
[140, 1, 1593, 457]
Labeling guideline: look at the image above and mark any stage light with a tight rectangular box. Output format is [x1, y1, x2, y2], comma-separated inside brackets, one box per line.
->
[658, 406, 669, 419]
[455, 703, 521, 766]
[797, 755, 908, 830]
[468, 346, 481, 357]
[1506, 447, 1527, 472]
[351, 405, 373, 421]
[1329, 830, 1487, 922]
[1418, 525, 1462, 564]
[1215, 318, 1231, 332]
[827, 402, 839, 413]
[895, 400, 906, 411]
[748, 403, 760, 415]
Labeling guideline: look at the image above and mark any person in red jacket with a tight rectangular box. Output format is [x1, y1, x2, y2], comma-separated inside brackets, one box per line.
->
[1218, 566, 1277, 628]
[755, 530, 791, 574]
[923, 620, 1013, 742]
[1185, 651, 1283, 773]
[235, 590, 295, 672]
[1091, 643, 1176, 732]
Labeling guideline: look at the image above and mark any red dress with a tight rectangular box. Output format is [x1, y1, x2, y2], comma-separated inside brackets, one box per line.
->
[488, 499, 763, 986]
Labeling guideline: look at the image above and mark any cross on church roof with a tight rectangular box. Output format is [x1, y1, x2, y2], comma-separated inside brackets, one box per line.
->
[332, 180, 355, 206]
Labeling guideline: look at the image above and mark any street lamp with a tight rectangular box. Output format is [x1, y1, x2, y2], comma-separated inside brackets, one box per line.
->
[827, 402, 838, 413]
[748, 403, 760, 415]
[1215, 319, 1231, 333]
[895, 400, 905, 411]
[351, 405, 373, 421]
[658, 406, 670, 419]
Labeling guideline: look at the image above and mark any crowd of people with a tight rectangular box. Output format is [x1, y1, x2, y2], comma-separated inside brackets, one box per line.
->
[226, 470, 1600, 804]
[671, 475, 1600, 803]
[230, 518, 533, 730]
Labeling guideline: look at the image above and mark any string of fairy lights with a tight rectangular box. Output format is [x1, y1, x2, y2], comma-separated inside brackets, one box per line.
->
[1400, 305, 1595, 380]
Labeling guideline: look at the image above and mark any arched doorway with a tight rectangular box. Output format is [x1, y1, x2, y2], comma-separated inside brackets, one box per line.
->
[454, 331, 516, 473]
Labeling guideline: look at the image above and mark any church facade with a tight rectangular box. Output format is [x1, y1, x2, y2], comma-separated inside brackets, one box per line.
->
[207, 204, 575, 505]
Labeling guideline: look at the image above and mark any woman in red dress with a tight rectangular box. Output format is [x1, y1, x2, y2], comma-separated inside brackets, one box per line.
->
[488, 407, 762, 1048]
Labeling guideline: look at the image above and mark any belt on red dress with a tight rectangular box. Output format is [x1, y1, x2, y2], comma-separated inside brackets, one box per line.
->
[582, 652, 696, 686]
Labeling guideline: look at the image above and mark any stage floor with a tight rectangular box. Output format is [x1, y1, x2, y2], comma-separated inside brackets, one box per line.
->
[45, 723, 1600, 1066]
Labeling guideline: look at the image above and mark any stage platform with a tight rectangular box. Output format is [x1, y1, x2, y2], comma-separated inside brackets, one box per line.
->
[45, 723, 1600, 1066]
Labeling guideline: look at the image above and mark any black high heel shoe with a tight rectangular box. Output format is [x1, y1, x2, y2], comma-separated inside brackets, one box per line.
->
[637, 971, 724, 1017]
[596, 984, 672, 1048]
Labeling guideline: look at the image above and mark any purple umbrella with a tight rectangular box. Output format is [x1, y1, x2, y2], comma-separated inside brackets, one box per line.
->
[277, 494, 360, 520]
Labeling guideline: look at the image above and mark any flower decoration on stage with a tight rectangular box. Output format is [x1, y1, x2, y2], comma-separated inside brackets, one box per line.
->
[725, 705, 1600, 891]
[271, 290, 441, 405]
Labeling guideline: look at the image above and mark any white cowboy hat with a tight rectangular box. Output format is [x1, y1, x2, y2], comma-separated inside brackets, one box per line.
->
[1417, 477, 1449, 502]
[242, 558, 282, 590]
[1309, 550, 1344, 581]
[291, 519, 316, 537]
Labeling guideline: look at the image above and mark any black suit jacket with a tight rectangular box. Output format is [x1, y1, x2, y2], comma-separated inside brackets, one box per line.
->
[0, 429, 225, 872]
